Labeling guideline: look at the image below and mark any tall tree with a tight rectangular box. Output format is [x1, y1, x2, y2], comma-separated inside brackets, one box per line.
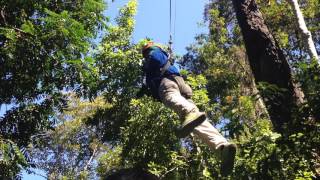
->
[231, 0, 304, 132]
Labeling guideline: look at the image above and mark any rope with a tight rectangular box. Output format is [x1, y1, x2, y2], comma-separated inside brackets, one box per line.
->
[169, 0, 174, 56]
[160, 0, 176, 76]
[174, 0, 176, 48]
[169, 0, 172, 47]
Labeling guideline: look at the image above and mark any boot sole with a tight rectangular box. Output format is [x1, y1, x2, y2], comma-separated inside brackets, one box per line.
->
[177, 114, 206, 138]
[221, 144, 237, 176]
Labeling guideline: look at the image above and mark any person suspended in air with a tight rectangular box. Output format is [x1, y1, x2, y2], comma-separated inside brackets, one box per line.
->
[139, 41, 237, 176]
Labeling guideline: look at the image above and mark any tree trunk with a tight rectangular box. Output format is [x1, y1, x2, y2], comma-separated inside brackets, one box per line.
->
[231, 0, 304, 132]
[287, 0, 319, 62]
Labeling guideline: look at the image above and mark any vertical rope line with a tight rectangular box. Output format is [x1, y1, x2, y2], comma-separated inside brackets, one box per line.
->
[173, 0, 176, 51]
[169, 0, 172, 35]
[169, 0, 173, 52]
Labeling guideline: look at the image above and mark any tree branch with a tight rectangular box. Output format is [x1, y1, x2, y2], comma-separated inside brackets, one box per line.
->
[287, 0, 319, 62]
[1, 6, 7, 25]
[83, 145, 98, 171]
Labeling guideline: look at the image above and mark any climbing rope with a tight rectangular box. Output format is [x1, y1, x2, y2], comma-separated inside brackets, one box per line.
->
[168, 0, 175, 59]
[169, 0, 173, 47]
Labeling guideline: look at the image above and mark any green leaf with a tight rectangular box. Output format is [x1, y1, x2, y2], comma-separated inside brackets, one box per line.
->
[202, 167, 212, 178]
[21, 20, 35, 35]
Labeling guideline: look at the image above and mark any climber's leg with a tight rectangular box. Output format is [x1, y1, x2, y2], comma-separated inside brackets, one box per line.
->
[159, 77, 206, 137]
[193, 120, 237, 176]
[192, 120, 229, 150]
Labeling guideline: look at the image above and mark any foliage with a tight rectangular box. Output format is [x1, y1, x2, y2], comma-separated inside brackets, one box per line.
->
[1, 0, 320, 179]
[256, 0, 320, 62]
[96, 74, 224, 179]
[86, 0, 141, 145]
[199, 0, 320, 178]
[0, 0, 105, 103]
[0, 0, 106, 177]
[30, 94, 110, 179]
[297, 60, 320, 119]
[122, 97, 180, 167]
[97, 146, 123, 177]
[0, 95, 66, 178]
[0, 137, 28, 178]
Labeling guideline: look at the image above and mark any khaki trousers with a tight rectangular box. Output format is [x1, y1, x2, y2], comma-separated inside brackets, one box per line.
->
[159, 76, 228, 150]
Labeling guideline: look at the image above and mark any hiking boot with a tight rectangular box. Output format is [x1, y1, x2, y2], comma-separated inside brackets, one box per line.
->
[177, 111, 206, 138]
[220, 143, 237, 176]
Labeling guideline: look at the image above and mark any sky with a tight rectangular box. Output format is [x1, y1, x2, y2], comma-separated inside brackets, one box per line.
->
[20, 0, 208, 179]
[108, 0, 208, 54]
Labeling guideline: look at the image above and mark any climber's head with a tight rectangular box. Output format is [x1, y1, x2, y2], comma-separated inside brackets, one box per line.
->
[141, 41, 155, 58]
[140, 40, 168, 59]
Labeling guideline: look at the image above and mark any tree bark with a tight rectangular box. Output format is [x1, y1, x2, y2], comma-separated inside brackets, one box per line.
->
[287, 0, 319, 62]
[231, 0, 304, 132]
